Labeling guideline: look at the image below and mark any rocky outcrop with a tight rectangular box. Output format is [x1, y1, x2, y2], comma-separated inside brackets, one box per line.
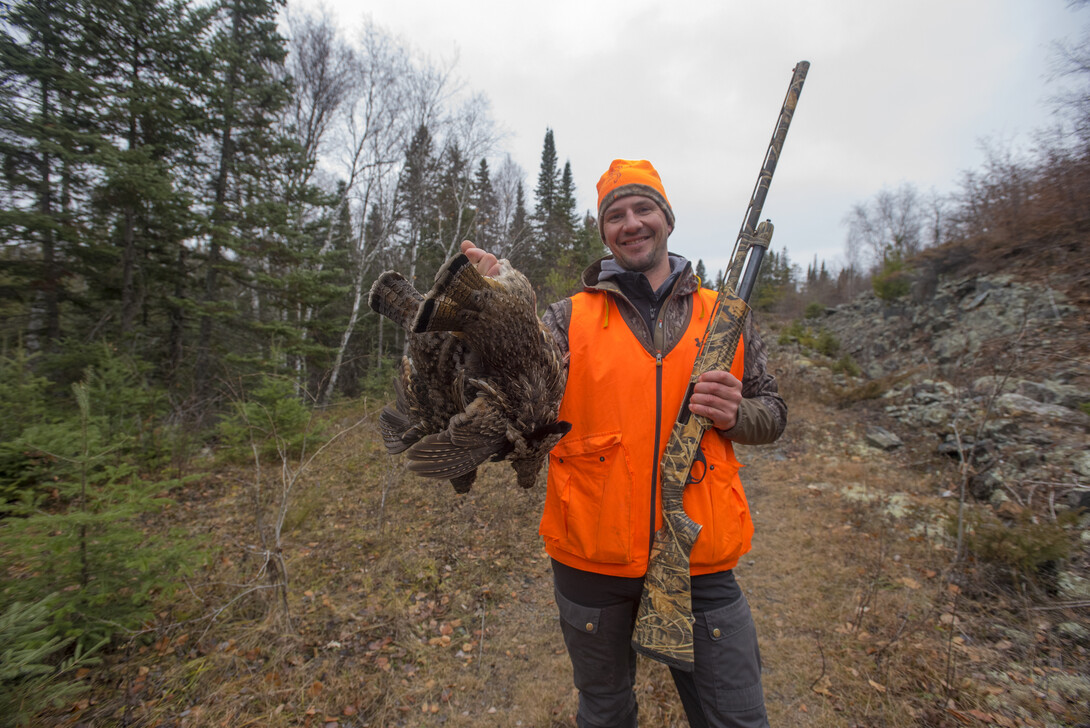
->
[792, 273, 1089, 512]
[820, 274, 1081, 379]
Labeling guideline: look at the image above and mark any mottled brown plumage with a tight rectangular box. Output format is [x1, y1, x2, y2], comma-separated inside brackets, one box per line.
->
[367, 254, 570, 492]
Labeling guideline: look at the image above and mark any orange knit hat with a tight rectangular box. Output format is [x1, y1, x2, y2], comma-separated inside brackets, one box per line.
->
[595, 159, 675, 239]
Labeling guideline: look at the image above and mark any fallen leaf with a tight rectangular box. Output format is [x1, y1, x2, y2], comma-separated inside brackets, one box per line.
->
[868, 679, 887, 693]
[945, 707, 972, 725]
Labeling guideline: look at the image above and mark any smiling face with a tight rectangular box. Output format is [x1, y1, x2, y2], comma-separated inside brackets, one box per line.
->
[600, 195, 673, 289]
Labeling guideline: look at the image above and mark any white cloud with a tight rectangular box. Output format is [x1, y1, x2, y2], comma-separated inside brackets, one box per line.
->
[319, 0, 1082, 273]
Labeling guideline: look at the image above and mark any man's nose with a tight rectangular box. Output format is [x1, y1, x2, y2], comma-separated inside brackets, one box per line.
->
[621, 210, 641, 229]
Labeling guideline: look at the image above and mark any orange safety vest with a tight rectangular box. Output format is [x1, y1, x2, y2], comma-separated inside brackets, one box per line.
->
[539, 286, 752, 578]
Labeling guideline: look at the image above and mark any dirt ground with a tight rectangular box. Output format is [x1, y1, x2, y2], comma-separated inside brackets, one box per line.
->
[47, 368, 1090, 727]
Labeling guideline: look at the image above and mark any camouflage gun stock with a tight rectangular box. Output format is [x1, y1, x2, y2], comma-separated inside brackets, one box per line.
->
[632, 61, 809, 671]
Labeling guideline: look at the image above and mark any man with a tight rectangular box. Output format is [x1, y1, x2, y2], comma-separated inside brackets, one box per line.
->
[462, 159, 786, 728]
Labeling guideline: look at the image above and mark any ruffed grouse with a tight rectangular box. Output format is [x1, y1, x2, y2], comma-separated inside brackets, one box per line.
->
[367, 253, 570, 492]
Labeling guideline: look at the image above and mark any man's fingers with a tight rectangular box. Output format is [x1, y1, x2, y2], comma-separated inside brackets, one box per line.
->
[690, 370, 742, 430]
[460, 239, 500, 277]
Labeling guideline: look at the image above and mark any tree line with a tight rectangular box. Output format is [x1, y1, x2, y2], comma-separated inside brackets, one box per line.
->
[0, 3, 609, 714]
[0, 0, 603, 420]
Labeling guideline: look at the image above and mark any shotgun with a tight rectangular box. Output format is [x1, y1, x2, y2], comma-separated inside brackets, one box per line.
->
[632, 61, 809, 671]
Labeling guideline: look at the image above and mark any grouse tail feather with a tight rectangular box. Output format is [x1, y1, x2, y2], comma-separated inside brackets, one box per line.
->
[368, 271, 423, 331]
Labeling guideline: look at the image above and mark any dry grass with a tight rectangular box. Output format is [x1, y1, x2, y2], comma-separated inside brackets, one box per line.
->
[36, 378, 1090, 727]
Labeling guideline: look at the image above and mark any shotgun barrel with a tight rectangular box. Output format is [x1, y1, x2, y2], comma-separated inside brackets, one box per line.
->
[631, 61, 809, 672]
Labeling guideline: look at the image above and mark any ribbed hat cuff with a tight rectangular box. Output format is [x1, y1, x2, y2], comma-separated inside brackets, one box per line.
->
[597, 184, 675, 240]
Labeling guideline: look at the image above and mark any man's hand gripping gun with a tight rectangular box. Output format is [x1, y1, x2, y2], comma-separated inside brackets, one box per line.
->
[631, 61, 810, 672]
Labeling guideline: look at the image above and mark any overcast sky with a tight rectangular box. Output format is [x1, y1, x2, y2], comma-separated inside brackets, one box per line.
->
[321, 0, 1082, 277]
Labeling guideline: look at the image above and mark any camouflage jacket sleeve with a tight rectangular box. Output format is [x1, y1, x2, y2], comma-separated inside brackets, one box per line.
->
[541, 298, 572, 363]
[716, 313, 786, 445]
[541, 294, 785, 445]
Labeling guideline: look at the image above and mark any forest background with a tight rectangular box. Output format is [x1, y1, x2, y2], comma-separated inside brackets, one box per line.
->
[1, 0, 1089, 724]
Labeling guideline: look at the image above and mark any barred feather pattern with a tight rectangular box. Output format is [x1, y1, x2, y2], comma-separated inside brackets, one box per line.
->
[368, 256, 570, 492]
[368, 271, 482, 492]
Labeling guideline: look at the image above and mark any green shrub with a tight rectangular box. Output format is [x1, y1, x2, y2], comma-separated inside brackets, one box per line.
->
[804, 301, 825, 319]
[0, 348, 50, 444]
[0, 344, 175, 504]
[218, 373, 328, 466]
[963, 509, 1075, 585]
[777, 319, 841, 359]
[359, 355, 401, 400]
[0, 595, 103, 726]
[832, 356, 861, 377]
[777, 320, 808, 347]
[872, 254, 912, 301]
[0, 380, 203, 652]
[816, 330, 840, 357]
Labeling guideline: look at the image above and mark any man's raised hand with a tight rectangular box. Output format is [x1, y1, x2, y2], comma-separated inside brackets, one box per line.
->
[460, 240, 501, 277]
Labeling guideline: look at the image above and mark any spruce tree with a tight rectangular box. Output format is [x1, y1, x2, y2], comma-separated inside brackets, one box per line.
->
[471, 158, 499, 249]
[79, 0, 210, 347]
[511, 180, 530, 252]
[557, 160, 578, 241]
[533, 128, 559, 229]
[0, 0, 98, 351]
[396, 123, 439, 287]
[695, 259, 708, 286]
[752, 247, 798, 311]
[193, 0, 292, 397]
[436, 141, 473, 260]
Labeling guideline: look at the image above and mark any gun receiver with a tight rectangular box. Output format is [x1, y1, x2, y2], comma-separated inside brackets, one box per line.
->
[632, 61, 809, 671]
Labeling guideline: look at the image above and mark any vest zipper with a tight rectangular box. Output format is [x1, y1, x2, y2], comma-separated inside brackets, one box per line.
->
[649, 310, 666, 559]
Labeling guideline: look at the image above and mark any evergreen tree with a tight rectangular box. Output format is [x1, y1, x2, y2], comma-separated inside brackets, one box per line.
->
[193, 0, 292, 396]
[0, 0, 98, 351]
[510, 180, 530, 252]
[695, 259, 708, 286]
[80, 0, 210, 348]
[751, 247, 798, 311]
[0, 360, 201, 652]
[557, 160, 578, 240]
[436, 140, 472, 260]
[533, 128, 559, 230]
[395, 123, 439, 287]
[471, 158, 499, 249]
[529, 129, 586, 287]
[573, 211, 605, 270]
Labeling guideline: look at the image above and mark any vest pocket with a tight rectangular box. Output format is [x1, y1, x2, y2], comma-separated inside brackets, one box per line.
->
[685, 440, 750, 569]
[541, 431, 633, 565]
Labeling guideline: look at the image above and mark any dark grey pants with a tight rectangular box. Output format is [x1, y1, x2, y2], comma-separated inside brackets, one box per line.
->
[554, 577, 768, 728]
